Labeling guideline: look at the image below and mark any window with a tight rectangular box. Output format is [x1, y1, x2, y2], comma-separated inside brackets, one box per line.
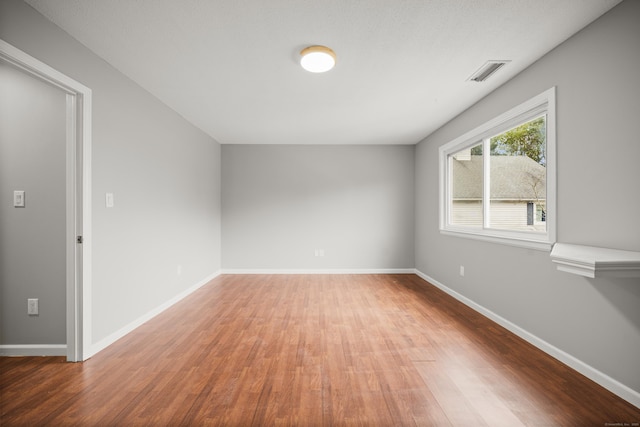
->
[439, 88, 556, 250]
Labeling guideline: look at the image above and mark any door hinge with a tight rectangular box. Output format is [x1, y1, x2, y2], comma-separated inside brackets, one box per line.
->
[77, 236, 83, 244]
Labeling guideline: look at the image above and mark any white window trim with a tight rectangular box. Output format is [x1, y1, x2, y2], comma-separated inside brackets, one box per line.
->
[439, 87, 556, 251]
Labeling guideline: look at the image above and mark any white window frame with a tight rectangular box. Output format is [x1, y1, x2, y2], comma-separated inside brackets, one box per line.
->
[439, 87, 556, 251]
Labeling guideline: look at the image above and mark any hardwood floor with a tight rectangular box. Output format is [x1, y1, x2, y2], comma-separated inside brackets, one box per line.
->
[1, 274, 639, 426]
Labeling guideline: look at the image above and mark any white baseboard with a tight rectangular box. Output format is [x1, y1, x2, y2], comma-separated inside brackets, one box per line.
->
[0, 344, 66, 357]
[88, 270, 221, 358]
[220, 268, 416, 275]
[413, 269, 640, 409]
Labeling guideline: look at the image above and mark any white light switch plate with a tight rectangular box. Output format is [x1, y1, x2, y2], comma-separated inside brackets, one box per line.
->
[13, 190, 25, 207]
[105, 192, 114, 208]
[28, 298, 38, 315]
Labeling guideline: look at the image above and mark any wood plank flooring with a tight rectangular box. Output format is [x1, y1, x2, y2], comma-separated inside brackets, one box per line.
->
[1, 274, 639, 426]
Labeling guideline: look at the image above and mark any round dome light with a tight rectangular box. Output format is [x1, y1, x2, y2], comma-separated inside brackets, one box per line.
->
[300, 45, 336, 73]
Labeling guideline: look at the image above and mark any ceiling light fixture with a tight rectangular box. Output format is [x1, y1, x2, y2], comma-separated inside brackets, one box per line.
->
[300, 45, 336, 73]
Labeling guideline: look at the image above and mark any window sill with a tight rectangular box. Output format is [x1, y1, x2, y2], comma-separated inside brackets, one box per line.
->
[440, 229, 553, 251]
[550, 243, 640, 278]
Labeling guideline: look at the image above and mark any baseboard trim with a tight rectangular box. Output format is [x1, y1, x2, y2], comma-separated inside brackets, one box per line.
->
[413, 269, 640, 409]
[220, 268, 416, 275]
[0, 344, 67, 357]
[88, 270, 221, 359]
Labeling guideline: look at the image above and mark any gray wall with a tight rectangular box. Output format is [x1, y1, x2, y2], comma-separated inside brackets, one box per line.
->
[222, 145, 414, 270]
[0, 0, 222, 347]
[415, 0, 640, 394]
[0, 60, 67, 345]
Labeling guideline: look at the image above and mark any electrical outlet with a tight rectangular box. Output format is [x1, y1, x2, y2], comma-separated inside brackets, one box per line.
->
[177, 265, 182, 276]
[459, 265, 465, 277]
[28, 298, 38, 315]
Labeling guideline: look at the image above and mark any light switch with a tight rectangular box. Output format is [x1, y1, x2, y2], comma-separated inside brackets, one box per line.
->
[105, 192, 114, 208]
[13, 191, 25, 207]
[28, 298, 38, 315]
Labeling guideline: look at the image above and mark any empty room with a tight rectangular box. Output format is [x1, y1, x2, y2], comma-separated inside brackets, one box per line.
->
[1, 0, 639, 425]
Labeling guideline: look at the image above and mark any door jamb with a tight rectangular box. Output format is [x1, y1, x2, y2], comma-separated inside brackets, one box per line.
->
[0, 39, 92, 361]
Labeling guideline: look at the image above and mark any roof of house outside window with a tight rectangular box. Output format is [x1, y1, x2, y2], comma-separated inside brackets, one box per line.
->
[452, 155, 546, 201]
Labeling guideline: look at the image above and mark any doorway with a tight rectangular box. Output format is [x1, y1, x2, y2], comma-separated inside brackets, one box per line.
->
[0, 40, 91, 361]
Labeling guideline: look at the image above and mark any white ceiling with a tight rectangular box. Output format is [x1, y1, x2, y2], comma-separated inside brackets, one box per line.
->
[25, 0, 621, 145]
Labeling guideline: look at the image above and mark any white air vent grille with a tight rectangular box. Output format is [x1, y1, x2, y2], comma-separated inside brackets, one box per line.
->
[468, 60, 510, 82]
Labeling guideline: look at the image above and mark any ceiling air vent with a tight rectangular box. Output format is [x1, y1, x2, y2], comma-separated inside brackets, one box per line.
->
[468, 60, 510, 82]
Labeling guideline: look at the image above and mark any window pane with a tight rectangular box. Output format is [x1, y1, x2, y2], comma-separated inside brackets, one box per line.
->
[536, 203, 546, 223]
[450, 143, 483, 227]
[489, 116, 546, 232]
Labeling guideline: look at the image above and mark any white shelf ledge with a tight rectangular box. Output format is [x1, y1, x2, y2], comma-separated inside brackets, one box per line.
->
[550, 243, 640, 278]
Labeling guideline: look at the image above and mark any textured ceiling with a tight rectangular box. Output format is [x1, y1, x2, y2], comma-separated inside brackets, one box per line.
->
[24, 0, 621, 145]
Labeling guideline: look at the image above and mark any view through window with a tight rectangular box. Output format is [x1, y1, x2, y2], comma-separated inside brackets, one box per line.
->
[440, 88, 555, 249]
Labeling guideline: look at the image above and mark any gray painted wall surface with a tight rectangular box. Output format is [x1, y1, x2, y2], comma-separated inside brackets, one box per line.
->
[415, 0, 640, 393]
[0, 0, 222, 345]
[222, 145, 415, 270]
[0, 60, 66, 344]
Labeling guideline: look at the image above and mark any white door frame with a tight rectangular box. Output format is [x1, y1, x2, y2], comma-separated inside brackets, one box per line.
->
[0, 39, 92, 362]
